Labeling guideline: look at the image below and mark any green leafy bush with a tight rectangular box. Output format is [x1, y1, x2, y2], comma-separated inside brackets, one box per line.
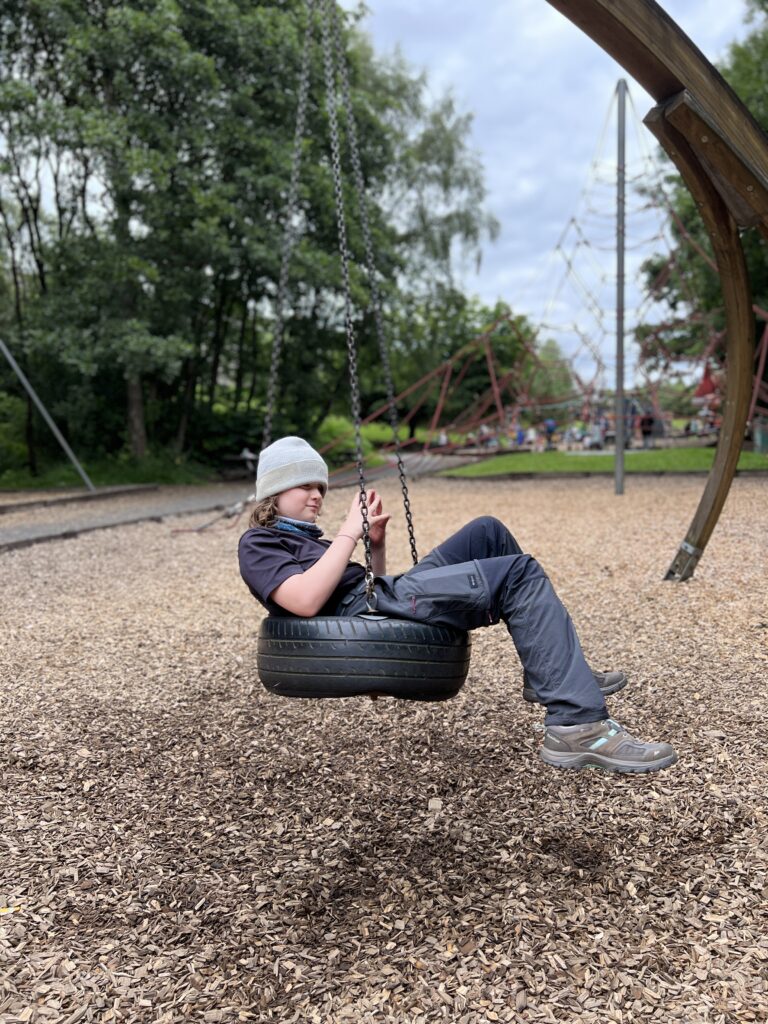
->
[360, 422, 408, 446]
[316, 415, 374, 468]
[0, 451, 210, 490]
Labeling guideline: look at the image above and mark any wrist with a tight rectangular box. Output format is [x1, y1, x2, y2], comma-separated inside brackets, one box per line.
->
[335, 531, 359, 544]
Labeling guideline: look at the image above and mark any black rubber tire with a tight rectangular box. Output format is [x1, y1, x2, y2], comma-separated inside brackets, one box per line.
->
[257, 615, 471, 700]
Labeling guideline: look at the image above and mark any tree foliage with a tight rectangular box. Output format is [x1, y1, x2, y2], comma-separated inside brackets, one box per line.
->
[0, 0, 507, 472]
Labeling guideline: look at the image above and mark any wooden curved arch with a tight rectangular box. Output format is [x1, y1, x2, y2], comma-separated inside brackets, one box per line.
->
[546, 0, 768, 580]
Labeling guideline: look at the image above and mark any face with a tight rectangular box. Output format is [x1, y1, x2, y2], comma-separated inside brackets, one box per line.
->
[276, 483, 326, 523]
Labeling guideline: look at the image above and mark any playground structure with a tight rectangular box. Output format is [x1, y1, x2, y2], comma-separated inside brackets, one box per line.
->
[318, 303, 752, 475]
[541, 0, 768, 580]
[318, 312, 607, 470]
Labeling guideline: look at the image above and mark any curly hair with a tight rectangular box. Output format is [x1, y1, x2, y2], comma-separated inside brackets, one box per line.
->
[248, 495, 279, 528]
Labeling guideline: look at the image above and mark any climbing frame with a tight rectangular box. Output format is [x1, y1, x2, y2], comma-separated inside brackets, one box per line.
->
[546, 0, 768, 580]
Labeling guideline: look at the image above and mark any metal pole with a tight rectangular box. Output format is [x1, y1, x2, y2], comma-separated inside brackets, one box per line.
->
[615, 78, 627, 495]
[0, 337, 96, 492]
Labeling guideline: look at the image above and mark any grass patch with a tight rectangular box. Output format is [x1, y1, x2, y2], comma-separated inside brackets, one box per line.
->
[0, 453, 211, 491]
[443, 446, 768, 478]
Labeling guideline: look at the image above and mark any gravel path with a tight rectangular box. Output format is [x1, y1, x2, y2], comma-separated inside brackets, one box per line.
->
[0, 488, 88, 508]
[0, 483, 252, 550]
[2, 476, 767, 1023]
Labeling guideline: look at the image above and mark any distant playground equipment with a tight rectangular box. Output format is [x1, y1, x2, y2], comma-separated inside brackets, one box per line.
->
[316, 313, 610, 475]
[316, 320, 684, 471]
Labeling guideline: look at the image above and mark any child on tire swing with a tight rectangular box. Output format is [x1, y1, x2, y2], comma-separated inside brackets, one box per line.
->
[239, 436, 677, 775]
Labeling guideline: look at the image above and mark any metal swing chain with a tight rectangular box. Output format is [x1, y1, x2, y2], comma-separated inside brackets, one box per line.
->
[329, 3, 419, 565]
[319, 0, 376, 606]
[262, 0, 316, 451]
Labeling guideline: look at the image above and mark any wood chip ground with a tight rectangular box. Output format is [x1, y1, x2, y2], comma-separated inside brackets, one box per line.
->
[2, 476, 767, 1023]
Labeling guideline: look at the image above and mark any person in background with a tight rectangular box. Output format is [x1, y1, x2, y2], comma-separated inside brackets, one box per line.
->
[640, 412, 655, 449]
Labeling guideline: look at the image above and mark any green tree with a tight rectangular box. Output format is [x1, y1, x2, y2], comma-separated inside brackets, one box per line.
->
[637, 0, 768, 396]
[0, 0, 499, 473]
[526, 337, 577, 406]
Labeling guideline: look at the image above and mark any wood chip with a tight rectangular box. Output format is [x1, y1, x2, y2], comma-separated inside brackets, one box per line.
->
[2, 477, 767, 1022]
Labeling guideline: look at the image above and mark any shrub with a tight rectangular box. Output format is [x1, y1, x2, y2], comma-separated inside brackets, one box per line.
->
[316, 415, 374, 467]
[360, 421, 408, 446]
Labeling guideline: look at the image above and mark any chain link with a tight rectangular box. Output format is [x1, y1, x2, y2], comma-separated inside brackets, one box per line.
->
[329, 2, 419, 565]
[264, 0, 418, 592]
[319, 0, 375, 603]
[262, 0, 316, 451]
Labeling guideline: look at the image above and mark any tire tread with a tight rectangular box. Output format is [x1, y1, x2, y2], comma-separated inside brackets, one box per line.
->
[257, 615, 471, 700]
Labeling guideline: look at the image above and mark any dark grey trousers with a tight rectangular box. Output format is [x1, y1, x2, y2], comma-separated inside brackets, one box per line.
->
[337, 516, 608, 726]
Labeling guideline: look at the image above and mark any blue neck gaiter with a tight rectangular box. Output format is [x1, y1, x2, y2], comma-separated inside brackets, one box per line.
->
[274, 515, 324, 540]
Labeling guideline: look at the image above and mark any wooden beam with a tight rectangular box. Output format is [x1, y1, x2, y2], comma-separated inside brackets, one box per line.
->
[645, 102, 755, 580]
[663, 91, 768, 228]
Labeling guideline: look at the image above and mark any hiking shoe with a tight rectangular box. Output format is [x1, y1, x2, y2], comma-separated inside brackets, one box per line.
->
[522, 669, 628, 704]
[539, 718, 677, 774]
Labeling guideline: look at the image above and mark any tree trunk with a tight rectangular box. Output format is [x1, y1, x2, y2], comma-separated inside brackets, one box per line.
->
[127, 373, 147, 458]
[245, 315, 261, 411]
[172, 358, 197, 455]
[309, 362, 347, 434]
[111, 174, 148, 460]
[233, 301, 249, 410]
[208, 277, 233, 408]
[25, 393, 38, 476]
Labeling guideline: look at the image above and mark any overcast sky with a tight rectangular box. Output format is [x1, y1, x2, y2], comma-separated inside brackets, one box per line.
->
[349, 0, 753, 385]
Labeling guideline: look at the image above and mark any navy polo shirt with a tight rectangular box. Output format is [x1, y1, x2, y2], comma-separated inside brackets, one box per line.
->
[238, 527, 366, 616]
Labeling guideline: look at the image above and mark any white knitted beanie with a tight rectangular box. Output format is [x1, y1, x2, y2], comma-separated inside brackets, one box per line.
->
[256, 436, 329, 501]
